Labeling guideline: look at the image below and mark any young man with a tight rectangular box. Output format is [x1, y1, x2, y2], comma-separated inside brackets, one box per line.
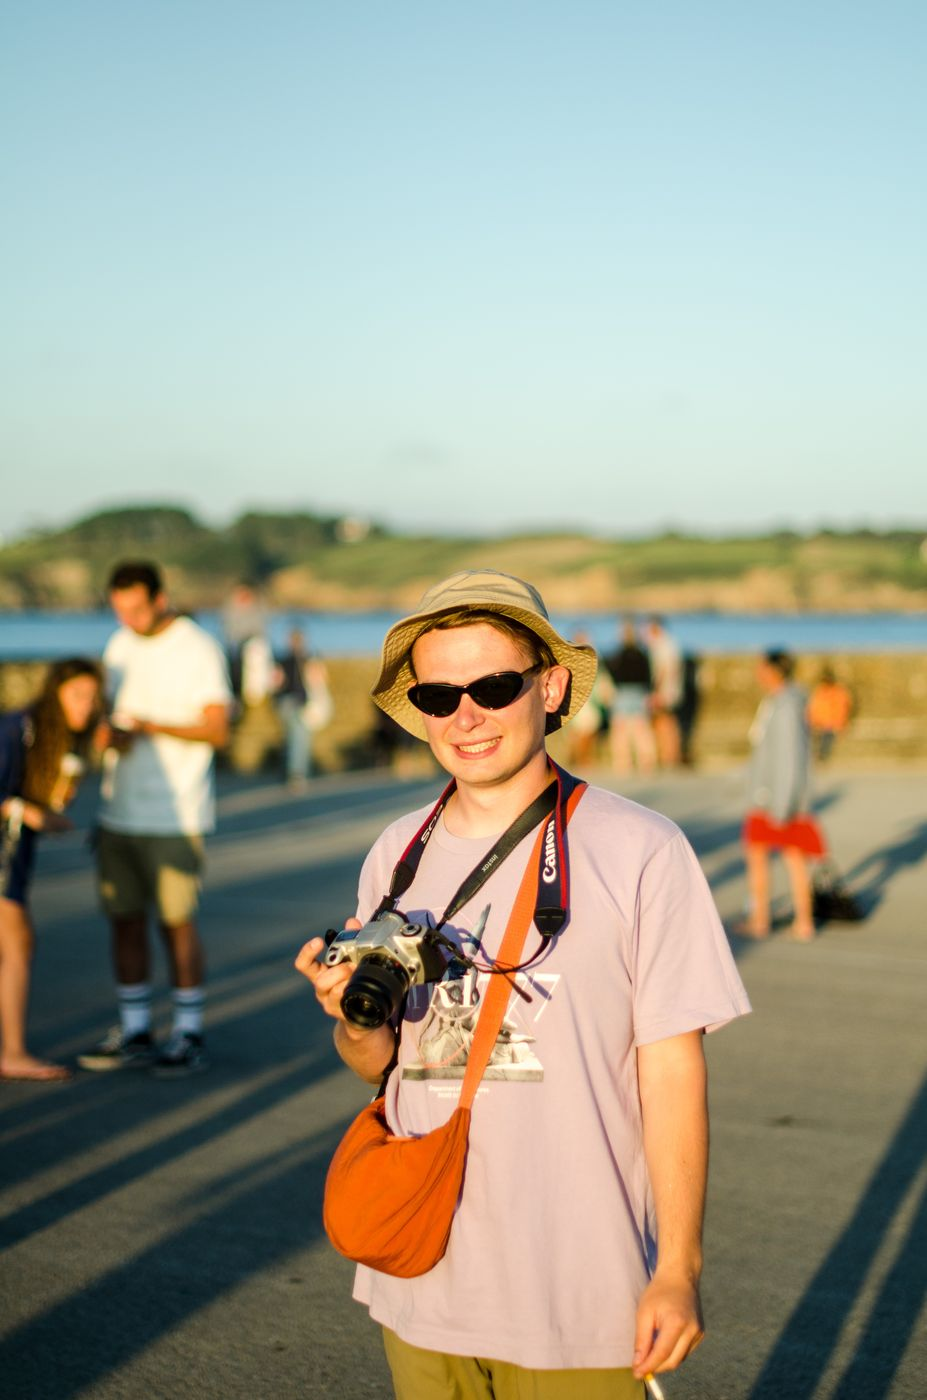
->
[297, 570, 750, 1398]
[79, 561, 232, 1077]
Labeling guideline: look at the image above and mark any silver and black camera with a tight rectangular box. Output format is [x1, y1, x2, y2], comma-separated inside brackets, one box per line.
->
[324, 911, 451, 1029]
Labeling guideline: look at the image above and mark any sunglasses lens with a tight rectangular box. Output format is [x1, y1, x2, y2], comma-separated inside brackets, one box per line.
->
[408, 684, 460, 717]
[468, 673, 524, 709]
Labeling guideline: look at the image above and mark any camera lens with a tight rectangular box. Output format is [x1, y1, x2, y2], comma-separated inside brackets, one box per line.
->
[341, 957, 409, 1029]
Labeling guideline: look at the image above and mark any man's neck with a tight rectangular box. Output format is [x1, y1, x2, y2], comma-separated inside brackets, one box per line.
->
[139, 612, 176, 639]
[443, 751, 553, 838]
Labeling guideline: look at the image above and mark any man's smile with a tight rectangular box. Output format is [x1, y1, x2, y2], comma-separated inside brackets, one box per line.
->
[454, 737, 502, 757]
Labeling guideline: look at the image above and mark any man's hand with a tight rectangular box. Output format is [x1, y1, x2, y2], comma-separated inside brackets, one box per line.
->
[632, 1270, 704, 1379]
[294, 920, 361, 1025]
[294, 919, 397, 1084]
[98, 719, 137, 753]
[129, 703, 230, 749]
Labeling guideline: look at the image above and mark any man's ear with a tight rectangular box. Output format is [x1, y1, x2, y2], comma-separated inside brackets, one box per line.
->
[543, 665, 571, 715]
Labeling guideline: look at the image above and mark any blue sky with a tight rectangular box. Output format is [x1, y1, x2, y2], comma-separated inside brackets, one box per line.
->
[3, 2, 925, 540]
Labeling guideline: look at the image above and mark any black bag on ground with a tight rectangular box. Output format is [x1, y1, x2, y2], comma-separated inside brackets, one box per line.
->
[813, 863, 865, 923]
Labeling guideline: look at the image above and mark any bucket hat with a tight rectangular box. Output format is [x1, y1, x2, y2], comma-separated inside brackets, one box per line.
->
[372, 569, 599, 740]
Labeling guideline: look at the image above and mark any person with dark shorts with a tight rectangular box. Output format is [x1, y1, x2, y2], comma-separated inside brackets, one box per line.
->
[604, 618, 656, 773]
[78, 561, 232, 1078]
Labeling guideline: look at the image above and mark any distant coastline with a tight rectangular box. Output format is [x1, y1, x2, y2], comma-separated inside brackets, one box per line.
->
[1, 504, 925, 614]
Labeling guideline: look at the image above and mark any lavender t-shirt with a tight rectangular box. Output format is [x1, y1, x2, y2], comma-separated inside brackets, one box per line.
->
[352, 784, 750, 1370]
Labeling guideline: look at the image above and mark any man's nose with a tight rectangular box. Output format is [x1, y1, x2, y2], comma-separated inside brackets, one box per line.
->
[452, 693, 485, 730]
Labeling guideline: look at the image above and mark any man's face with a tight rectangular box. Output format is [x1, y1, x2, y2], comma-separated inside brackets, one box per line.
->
[756, 659, 783, 693]
[109, 583, 167, 636]
[410, 622, 568, 792]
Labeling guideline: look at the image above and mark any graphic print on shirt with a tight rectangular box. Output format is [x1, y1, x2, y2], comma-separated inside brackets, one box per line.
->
[402, 965, 560, 1082]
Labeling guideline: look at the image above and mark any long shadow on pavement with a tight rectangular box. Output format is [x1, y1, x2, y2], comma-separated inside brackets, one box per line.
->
[749, 1067, 927, 1398]
[1, 1122, 346, 1399]
[0, 992, 341, 1235]
[213, 773, 440, 842]
[844, 820, 927, 904]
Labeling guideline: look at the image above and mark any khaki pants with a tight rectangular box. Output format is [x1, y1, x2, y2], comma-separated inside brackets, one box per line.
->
[383, 1329, 647, 1400]
[97, 829, 204, 925]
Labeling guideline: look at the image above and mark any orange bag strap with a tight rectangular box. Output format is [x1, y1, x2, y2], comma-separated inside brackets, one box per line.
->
[457, 782, 585, 1112]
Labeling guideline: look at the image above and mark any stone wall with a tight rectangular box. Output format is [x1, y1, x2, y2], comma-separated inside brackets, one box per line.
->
[2, 653, 925, 771]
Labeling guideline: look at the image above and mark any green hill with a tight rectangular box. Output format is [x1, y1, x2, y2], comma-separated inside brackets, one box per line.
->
[0, 505, 924, 613]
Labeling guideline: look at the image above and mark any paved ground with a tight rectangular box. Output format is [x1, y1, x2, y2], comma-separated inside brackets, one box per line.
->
[1, 764, 924, 1399]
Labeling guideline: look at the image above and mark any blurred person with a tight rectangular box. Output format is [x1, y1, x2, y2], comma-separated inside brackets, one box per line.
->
[274, 627, 331, 788]
[807, 665, 853, 762]
[566, 630, 612, 765]
[676, 653, 702, 767]
[0, 658, 102, 1081]
[737, 650, 823, 942]
[78, 561, 232, 1078]
[240, 631, 276, 707]
[645, 617, 683, 768]
[296, 569, 750, 1398]
[230, 627, 282, 776]
[370, 704, 429, 776]
[604, 619, 656, 774]
[370, 705, 403, 767]
[221, 583, 268, 700]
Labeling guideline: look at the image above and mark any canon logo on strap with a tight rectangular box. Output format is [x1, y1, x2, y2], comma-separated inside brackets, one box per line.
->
[541, 817, 557, 885]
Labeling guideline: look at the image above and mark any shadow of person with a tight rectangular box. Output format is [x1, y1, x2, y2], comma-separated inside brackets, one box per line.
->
[838, 819, 927, 921]
[749, 1068, 927, 1398]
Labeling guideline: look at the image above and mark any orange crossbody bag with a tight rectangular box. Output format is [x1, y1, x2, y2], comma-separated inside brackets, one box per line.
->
[322, 783, 585, 1278]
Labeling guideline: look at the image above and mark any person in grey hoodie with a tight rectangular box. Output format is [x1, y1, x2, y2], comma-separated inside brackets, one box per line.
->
[738, 650, 822, 941]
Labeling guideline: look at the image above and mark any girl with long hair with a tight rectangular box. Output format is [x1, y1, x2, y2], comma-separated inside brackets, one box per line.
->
[1, 657, 103, 1080]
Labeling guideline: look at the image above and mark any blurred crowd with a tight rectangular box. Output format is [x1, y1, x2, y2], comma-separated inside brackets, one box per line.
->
[567, 615, 701, 773]
[1, 571, 861, 1082]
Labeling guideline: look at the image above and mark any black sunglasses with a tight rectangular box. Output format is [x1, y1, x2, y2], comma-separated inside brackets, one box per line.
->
[407, 664, 543, 718]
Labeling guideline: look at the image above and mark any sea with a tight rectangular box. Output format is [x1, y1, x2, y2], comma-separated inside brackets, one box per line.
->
[0, 609, 924, 661]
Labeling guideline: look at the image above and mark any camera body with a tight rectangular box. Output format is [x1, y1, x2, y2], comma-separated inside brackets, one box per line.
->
[324, 910, 450, 1029]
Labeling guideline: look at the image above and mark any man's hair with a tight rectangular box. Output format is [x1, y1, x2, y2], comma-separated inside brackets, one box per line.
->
[413, 609, 556, 675]
[764, 648, 794, 680]
[107, 561, 163, 597]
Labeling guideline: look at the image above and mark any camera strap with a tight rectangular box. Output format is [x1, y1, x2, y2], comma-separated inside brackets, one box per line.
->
[373, 761, 584, 939]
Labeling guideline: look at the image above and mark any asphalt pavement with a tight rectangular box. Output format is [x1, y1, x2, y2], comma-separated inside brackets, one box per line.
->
[1, 763, 924, 1400]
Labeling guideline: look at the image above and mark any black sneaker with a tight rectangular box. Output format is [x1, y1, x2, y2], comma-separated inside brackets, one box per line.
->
[150, 1031, 209, 1079]
[77, 1027, 156, 1072]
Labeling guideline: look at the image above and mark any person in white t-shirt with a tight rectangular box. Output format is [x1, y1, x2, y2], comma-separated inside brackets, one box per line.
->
[296, 570, 750, 1399]
[78, 561, 232, 1078]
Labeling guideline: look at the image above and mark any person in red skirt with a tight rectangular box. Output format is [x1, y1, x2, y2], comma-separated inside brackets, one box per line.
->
[737, 650, 824, 941]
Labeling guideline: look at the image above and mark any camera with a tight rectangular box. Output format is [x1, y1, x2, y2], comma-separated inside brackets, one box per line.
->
[324, 911, 452, 1029]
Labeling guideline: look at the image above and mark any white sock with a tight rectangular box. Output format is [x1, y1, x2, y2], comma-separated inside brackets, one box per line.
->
[172, 987, 205, 1037]
[117, 982, 152, 1037]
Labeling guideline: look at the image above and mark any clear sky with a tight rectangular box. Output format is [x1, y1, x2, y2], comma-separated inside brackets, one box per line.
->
[3, 2, 925, 541]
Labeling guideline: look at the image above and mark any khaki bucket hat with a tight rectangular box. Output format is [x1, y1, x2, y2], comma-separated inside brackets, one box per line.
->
[372, 569, 599, 740]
